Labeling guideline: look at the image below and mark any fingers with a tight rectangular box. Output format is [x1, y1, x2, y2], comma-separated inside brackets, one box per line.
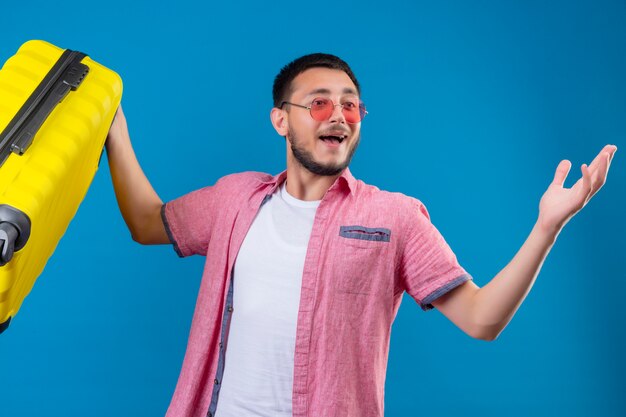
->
[554, 144, 616, 209]
[587, 148, 614, 199]
[588, 144, 618, 172]
[605, 144, 617, 158]
[591, 150, 615, 196]
[607, 144, 617, 165]
[596, 152, 610, 187]
[552, 160, 572, 187]
[570, 144, 617, 199]
[579, 163, 593, 203]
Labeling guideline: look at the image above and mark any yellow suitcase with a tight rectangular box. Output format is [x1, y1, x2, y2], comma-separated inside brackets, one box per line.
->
[0, 40, 122, 333]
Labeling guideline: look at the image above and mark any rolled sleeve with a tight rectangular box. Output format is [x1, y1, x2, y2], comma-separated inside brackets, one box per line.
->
[162, 180, 225, 257]
[400, 198, 472, 310]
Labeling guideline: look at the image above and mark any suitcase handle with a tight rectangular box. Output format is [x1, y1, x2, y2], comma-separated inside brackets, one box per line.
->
[0, 205, 31, 266]
[0, 49, 89, 166]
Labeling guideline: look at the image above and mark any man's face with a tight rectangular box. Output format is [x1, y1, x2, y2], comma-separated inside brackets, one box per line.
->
[281, 68, 362, 176]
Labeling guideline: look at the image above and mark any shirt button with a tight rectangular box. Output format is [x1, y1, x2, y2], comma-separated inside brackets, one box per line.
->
[219, 342, 223, 348]
[214, 379, 219, 385]
[208, 413, 213, 417]
[227, 306, 233, 312]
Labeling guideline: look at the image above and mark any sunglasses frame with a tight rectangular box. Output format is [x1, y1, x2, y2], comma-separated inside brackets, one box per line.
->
[280, 97, 367, 124]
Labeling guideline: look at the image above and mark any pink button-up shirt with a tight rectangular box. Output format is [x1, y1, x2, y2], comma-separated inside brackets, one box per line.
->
[162, 168, 471, 417]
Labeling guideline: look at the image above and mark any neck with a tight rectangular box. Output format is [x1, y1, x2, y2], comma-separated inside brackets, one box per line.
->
[285, 159, 342, 201]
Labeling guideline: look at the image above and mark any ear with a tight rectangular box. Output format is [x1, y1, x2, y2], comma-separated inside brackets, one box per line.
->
[270, 107, 289, 137]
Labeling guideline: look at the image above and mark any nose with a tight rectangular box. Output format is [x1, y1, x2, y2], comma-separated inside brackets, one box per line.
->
[328, 103, 346, 124]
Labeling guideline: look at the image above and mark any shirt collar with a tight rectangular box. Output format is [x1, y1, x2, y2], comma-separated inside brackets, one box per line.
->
[260, 167, 356, 196]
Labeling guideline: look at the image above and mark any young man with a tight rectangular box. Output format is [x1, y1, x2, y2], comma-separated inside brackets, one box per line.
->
[105, 53, 616, 417]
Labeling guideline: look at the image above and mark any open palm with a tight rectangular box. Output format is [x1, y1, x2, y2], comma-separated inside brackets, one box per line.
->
[538, 144, 617, 234]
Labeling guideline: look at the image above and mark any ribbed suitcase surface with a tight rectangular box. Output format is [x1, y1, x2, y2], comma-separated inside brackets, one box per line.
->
[0, 40, 122, 332]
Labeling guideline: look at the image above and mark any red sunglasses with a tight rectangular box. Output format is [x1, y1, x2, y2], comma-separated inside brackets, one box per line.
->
[281, 97, 367, 124]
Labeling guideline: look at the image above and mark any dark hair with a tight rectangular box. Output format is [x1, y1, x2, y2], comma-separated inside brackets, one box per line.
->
[272, 53, 360, 108]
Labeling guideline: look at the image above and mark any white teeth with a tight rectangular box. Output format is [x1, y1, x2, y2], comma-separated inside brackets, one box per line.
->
[319, 134, 346, 144]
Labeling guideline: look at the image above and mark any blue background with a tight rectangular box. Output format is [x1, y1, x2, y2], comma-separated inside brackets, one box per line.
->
[1, 1, 625, 416]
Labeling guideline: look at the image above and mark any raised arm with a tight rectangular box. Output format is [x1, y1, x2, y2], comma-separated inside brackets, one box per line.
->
[432, 145, 618, 341]
[105, 106, 169, 245]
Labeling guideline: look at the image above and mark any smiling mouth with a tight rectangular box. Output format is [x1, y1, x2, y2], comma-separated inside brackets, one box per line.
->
[319, 134, 346, 144]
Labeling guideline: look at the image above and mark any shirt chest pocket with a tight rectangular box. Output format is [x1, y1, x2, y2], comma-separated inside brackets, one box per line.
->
[331, 225, 392, 294]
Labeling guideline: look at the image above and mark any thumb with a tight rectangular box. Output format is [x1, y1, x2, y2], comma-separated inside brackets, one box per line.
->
[552, 160, 571, 187]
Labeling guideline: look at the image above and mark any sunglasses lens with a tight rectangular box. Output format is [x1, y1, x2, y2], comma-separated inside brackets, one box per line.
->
[310, 98, 333, 121]
[309, 97, 366, 123]
[342, 99, 362, 124]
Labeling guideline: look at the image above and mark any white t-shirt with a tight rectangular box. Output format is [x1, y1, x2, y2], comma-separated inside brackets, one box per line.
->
[214, 180, 320, 417]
